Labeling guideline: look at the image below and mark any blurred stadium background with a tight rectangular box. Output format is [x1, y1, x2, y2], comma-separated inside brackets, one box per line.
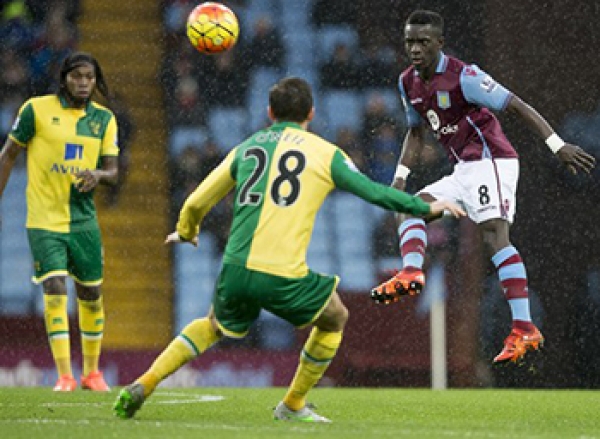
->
[0, 0, 599, 389]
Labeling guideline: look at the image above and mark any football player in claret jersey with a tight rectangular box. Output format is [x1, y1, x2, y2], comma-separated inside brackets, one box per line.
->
[0, 52, 119, 391]
[114, 77, 464, 422]
[370, 10, 596, 364]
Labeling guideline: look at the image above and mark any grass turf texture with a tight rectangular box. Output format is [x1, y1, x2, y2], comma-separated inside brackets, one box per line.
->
[0, 387, 598, 438]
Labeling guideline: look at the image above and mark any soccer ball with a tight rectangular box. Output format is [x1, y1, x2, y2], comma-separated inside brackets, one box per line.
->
[186, 2, 239, 54]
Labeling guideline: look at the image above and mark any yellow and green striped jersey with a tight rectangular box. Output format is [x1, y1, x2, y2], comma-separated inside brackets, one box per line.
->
[9, 95, 119, 233]
[177, 122, 430, 278]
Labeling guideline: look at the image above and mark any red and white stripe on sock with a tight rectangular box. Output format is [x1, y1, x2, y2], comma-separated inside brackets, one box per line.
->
[492, 245, 534, 331]
[398, 218, 427, 270]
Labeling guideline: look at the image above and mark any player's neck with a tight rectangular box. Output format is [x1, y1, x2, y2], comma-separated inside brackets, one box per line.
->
[63, 93, 89, 109]
[420, 53, 442, 82]
[420, 69, 434, 82]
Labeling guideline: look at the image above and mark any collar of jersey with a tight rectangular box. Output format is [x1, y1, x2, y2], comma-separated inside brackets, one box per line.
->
[414, 51, 448, 77]
[58, 94, 92, 113]
[270, 121, 303, 131]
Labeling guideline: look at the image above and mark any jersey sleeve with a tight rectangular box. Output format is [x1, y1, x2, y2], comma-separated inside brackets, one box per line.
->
[8, 101, 35, 147]
[398, 75, 422, 127]
[460, 64, 512, 111]
[100, 114, 119, 156]
[330, 149, 430, 216]
[176, 149, 237, 241]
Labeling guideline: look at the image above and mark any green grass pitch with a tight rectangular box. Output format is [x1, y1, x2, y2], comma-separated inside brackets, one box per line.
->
[0, 387, 598, 438]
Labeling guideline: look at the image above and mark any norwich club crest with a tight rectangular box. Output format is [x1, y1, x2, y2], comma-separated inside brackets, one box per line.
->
[88, 120, 101, 136]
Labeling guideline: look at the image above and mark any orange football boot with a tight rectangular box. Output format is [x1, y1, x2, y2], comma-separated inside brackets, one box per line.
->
[53, 375, 77, 392]
[370, 267, 425, 304]
[493, 325, 544, 364]
[81, 371, 110, 392]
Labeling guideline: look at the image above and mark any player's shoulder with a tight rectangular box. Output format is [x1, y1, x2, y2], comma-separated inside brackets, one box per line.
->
[445, 56, 468, 76]
[281, 127, 342, 164]
[447, 56, 487, 79]
[298, 128, 338, 153]
[18, 95, 62, 119]
[399, 65, 416, 84]
[26, 94, 58, 109]
[89, 100, 116, 119]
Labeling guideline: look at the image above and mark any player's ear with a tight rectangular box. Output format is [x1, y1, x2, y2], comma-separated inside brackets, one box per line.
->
[307, 107, 315, 122]
[438, 35, 445, 48]
[267, 106, 275, 121]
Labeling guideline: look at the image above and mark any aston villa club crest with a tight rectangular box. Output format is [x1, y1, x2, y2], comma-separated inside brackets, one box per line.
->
[437, 91, 451, 109]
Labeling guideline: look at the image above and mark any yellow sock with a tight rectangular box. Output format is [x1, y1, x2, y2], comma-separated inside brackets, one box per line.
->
[283, 327, 342, 411]
[44, 294, 72, 377]
[78, 297, 105, 376]
[137, 318, 220, 397]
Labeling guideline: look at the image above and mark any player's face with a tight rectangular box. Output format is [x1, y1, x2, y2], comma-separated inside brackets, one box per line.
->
[404, 24, 443, 77]
[65, 63, 96, 106]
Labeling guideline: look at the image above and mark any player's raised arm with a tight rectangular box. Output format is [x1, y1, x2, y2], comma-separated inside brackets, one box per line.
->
[169, 150, 236, 244]
[331, 150, 465, 219]
[506, 94, 596, 174]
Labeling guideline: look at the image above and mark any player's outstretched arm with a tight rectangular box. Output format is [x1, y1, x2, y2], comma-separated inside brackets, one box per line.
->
[555, 142, 596, 175]
[165, 231, 198, 247]
[506, 95, 596, 174]
[428, 200, 466, 218]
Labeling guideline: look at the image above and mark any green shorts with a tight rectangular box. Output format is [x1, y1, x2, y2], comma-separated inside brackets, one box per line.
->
[213, 263, 339, 338]
[27, 228, 104, 286]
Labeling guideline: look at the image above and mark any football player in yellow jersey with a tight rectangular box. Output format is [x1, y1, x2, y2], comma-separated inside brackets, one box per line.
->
[114, 77, 464, 422]
[0, 52, 119, 392]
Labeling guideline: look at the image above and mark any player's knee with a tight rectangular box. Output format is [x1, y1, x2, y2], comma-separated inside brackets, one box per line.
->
[207, 314, 223, 337]
[76, 285, 101, 301]
[43, 278, 67, 296]
[479, 219, 510, 255]
[331, 303, 349, 331]
[339, 305, 349, 328]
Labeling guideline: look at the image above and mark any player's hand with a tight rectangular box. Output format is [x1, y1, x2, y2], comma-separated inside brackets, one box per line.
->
[428, 200, 466, 218]
[164, 231, 198, 247]
[74, 169, 101, 192]
[557, 143, 596, 175]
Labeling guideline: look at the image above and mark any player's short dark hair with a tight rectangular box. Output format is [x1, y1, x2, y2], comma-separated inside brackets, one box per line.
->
[269, 77, 313, 123]
[58, 51, 110, 99]
[406, 10, 444, 35]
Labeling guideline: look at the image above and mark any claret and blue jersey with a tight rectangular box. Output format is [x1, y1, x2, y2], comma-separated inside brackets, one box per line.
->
[399, 52, 518, 163]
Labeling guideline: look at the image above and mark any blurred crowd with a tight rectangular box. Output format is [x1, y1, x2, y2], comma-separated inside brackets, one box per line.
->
[0, 0, 80, 141]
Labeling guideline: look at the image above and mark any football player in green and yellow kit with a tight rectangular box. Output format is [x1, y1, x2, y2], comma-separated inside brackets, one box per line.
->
[114, 77, 464, 422]
[0, 52, 119, 392]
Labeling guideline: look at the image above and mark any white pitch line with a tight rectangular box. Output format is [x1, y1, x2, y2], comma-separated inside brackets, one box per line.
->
[0, 394, 225, 409]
